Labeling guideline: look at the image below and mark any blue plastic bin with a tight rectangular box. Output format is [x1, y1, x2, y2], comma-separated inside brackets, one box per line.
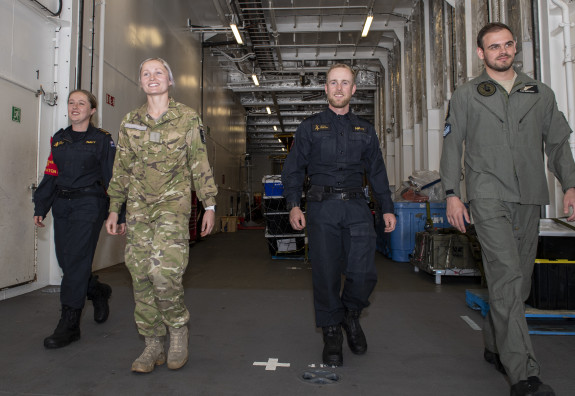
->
[389, 202, 450, 262]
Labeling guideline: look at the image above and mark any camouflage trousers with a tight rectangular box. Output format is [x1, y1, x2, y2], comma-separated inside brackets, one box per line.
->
[125, 214, 190, 337]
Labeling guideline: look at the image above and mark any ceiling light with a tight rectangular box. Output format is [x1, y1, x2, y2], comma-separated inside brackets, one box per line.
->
[266, 106, 272, 114]
[361, 10, 374, 37]
[252, 74, 260, 86]
[273, 125, 277, 131]
[230, 23, 243, 45]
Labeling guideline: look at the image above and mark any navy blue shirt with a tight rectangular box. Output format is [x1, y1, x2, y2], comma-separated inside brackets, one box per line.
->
[282, 108, 394, 214]
[34, 125, 117, 217]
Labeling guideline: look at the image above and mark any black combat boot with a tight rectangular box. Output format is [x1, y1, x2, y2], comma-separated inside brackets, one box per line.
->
[510, 376, 555, 396]
[87, 276, 112, 323]
[44, 305, 82, 349]
[483, 348, 506, 375]
[341, 309, 367, 355]
[322, 325, 343, 367]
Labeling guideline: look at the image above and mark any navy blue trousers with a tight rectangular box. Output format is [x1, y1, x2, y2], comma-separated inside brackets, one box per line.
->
[306, 199, 377, 327]
[52, 195, 107, 309]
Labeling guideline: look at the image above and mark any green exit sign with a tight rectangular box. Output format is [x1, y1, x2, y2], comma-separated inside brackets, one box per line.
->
[12, 106, 21, 123]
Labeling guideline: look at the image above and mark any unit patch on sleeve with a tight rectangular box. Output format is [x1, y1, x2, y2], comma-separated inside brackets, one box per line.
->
[443, 123, 452, 137]
[313, 124, 331, 132]
[199, 126, 206, 144]
[477, 82, 496, 97]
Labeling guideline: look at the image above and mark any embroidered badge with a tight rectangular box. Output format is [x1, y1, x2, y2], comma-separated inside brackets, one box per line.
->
[125, 123, 147, 131]
[354, 126, 366, 132]
[199, 126, 206, 144]
[53, 140, 65, 147]
[443, 123, 452, 137]
[85, 140, 96, 144]
[44, 139, 59, 176]
[519, 85, 538, 93]
[313, 124, 330, 131]
[110, 140, 116, 148]
[477, 82, 496, 97]
[149, 131, 161, 143]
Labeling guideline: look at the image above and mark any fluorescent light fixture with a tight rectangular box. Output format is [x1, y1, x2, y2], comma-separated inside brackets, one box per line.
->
[266, 106, 272, 114]
[252, 74, 260, 86]
[230, 23, 243, 45]
[361, 11, 374, 37]
[273, 125, 277, 131]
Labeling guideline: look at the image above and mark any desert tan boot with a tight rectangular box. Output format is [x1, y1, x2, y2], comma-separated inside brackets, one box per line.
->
[131, 336, 166, 373]
[167, 326, 188, 370]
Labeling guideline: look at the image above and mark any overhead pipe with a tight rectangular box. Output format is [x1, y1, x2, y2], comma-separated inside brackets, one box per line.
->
[550, 0, 575, 154]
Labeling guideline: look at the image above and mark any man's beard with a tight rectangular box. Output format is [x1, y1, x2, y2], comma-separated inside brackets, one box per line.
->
[328, 95, 351, 108]
[485, 54, 514, 72]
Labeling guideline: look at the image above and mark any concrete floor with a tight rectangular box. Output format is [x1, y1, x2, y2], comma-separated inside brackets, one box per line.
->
[0, 229, 573, 395]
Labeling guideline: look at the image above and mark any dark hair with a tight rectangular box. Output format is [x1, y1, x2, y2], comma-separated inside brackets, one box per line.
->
[477, 22, 515, 49]
[326, 63, 356, 83]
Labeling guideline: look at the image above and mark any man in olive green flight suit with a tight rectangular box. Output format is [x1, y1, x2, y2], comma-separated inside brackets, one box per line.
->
[440, 23, 575, 396]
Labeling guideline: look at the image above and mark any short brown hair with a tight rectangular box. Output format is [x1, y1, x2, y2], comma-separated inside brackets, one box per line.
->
[477, 22, 515, 49]
[326, 63, 356, 82]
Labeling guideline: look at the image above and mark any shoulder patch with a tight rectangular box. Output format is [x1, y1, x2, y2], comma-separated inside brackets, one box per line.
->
[313, 124, 331, 131]
[477, 82, 496, 97]
[443, 123, 451, 137]
[97, 128, 111, 135]
[199, 126, 206, 144]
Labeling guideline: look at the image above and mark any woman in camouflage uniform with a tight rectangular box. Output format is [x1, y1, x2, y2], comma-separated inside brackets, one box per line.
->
[106, 58, 217, 373]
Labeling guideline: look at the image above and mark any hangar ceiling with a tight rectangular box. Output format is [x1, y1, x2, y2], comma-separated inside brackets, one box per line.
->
[188, 0, 414, 156]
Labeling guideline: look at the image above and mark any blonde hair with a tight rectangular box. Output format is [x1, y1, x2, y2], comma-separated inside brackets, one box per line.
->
[138, 57, 175, 87]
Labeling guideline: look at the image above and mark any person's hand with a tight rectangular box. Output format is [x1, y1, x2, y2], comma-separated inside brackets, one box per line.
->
[446, 196, 470, 233]
[289, 207, 306, 230]
[383, 213, 396, 232]
[564, 187, 575, 222]
[201, 209, 215, 237]
[34, 216, 45, 228]
[117, 223, 127, 235]
[105, 212, 120, 235]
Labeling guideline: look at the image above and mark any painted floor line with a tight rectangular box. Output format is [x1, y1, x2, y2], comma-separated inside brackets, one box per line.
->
[461, 315, 482, 331]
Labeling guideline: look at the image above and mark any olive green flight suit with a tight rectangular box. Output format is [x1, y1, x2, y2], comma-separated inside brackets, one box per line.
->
[108, 98, 217, 337]
[440, 70, 575, 384]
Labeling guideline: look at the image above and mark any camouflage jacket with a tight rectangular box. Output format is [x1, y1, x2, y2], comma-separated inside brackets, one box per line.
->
[108, 98, 217, 221]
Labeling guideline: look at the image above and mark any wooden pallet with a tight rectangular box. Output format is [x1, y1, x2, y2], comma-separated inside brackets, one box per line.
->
[465, 289, 575, 335]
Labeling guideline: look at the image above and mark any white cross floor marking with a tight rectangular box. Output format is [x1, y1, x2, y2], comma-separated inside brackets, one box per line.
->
[253, 358, 291, 371]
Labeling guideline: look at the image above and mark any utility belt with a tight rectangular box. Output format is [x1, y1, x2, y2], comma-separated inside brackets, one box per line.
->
[56, 185, 106, 199]
[307, 185, 365, 202]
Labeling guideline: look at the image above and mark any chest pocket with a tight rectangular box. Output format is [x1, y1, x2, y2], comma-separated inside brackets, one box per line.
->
[310, 130, 336, 164]
[348, 129, 371, 162]
[145, 126, 188, 174]
[77, 143, 99, 170]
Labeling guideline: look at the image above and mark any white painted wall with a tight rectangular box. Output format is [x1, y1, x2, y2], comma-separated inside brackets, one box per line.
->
[1, 0, 246, 298]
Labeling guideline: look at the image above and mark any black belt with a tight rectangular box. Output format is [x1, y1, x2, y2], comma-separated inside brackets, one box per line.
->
[307, 185, 365, 201]
[56, 187, 106, 199]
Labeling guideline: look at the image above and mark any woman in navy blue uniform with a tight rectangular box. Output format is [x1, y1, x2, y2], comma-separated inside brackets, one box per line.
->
[34, 89, 125, 349]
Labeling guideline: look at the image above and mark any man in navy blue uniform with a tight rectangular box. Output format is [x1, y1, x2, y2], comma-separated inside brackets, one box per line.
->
[34, 90, 125, 348]
[282, 64, 396, 366]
